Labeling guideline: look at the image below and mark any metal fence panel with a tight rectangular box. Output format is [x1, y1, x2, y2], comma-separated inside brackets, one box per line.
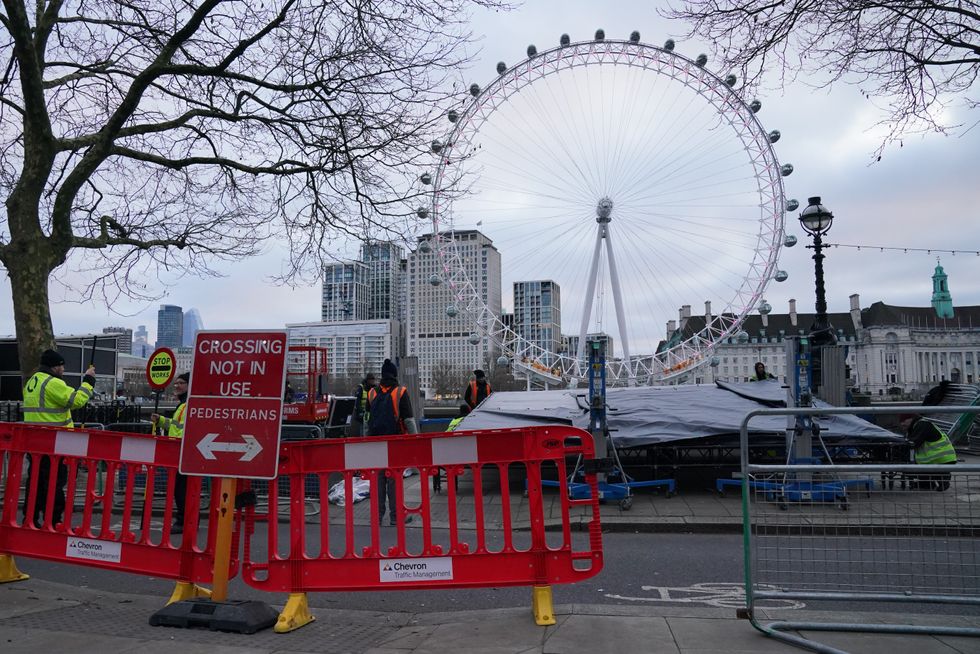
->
[739, 406, 980, 654]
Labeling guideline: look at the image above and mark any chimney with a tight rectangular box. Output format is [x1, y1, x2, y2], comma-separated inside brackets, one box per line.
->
[849, 293, 863, 330]
[704, 301, 712, 323]
[667, 319, 677, 333]
[789, 299, 797, 326]
[761, 312, 769, 328]
[679, 305, 691, 330]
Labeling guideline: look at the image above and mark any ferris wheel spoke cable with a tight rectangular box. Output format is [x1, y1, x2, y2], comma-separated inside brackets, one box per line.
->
[623, 138, 753, 203]
[618, 206, 761, 238]
[613, 81, 720, 195]
[619, 215, 753, 291]
[627, 218, 738, 302]
[472, 123, 599, 205]
[525, 74, 606, 196]
[608, 89, 716, 200]
[622, 169, 763, 207]
[475, 80, 602, 199]
[602, 64, 651, 191]
[465, 148, 595, 208]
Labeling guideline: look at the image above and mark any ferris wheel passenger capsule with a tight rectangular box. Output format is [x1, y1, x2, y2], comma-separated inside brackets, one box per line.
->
[749, 99, 762, 113]
[527, 45, 537, 57]
[759, 301, 772, 315]
[560, 33, 570, 46]
[629, 31, 641, 43]
[496, 61, 507, 74]
[710, 356, 720, 367]
[724, 74, 737, 87]
[447, 109, 459, 123]
[468, 333, 481, 345]
[446, 305, 459, 317]
[497, 355, 510, 366]
[784, 234, 798, 247]
[774, 270, 789, 282]
[469, 83, 480, 97]
[428, 274, 442, 286]
[780, 163, 794, 176]
[418, 240, 432, 253]
[595, 29, 605, 41]
[416, 207, 429, 219]
[768, 130, 781, 143]
[420, 173, 432, 185]
[786, 199, 799, 211]
[431, 140, 443, 153]
[736, 331, 749, 344]
[695, 54, 708, 67]
[664, 39, 675, 51]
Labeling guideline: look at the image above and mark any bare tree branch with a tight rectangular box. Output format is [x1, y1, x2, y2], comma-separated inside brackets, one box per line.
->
[662, 1, 980, 156]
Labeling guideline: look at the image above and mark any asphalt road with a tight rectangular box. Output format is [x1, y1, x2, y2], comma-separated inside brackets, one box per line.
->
[14, 530, 979, 618]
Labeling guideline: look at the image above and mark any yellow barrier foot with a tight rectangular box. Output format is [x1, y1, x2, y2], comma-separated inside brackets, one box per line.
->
[0, 555, 29, 584]
[532, 585, 556, 625]
[275, 592, 315, 633]
[166, 581, 212, 605]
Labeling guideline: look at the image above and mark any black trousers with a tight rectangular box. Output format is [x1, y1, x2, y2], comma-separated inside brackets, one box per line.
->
[22, 454, 67, 526]
[173, 472, 188, 523]
[377, 472, 397, 521]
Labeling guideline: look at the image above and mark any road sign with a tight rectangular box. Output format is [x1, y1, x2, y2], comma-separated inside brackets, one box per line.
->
[180, 331, 287, 479]
[146, 347, 176, 390]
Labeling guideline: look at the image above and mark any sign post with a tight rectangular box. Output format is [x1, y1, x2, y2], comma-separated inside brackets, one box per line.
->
[154, 330, 286, 633]
[180, 331, 288, 479]
[145, 347, 176, 435]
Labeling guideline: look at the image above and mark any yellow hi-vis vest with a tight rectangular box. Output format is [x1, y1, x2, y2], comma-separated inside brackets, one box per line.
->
[22, 371, 94, 428]
[158, 402, 187, 439]
[915, 430, 956, 465]
[447, 417, 464, 431]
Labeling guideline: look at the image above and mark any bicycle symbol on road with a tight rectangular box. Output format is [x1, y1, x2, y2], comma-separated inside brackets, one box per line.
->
[605, 582, 805, 610]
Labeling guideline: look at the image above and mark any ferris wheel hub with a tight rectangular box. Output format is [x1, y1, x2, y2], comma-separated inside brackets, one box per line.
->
[595, 197, 614, 223]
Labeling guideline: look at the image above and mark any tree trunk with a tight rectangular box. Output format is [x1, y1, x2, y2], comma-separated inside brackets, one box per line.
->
[4, 237, 58, 384]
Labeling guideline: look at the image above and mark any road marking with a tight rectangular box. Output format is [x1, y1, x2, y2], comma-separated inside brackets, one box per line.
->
[605, 582, 805, 610]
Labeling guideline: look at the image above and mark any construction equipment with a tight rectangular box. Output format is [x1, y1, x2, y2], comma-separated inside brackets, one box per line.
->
[281, 346, 331, 425]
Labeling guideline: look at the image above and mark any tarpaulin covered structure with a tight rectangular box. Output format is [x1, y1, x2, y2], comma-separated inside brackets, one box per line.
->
[457, 380, 903, 448]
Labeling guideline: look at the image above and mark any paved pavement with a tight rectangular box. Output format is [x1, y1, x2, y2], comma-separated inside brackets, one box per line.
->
[2, 454, 979, 653]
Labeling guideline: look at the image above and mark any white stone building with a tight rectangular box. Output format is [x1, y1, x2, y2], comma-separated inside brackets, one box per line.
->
[406, 230, 501, 396]
[286, 319, 401, 383]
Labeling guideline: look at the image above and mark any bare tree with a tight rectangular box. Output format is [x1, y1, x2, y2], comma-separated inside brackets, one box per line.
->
[0, 0, 506, 378]
[662, 1, 980, 156]
[430, 359, 465, 399]
[484, 355, 524, 392]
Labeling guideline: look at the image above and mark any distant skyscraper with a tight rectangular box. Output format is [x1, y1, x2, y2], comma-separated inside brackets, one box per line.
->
[132, 325, 149, 357]
[183, 308, 204, 346]
[322, 261, 369, 322]
[360, 240, 405, 321]
[156, 304, 183, 349]
[102, 326, 133, 354]
[513, 281, 561, 365]
[407, 230, 501, 395]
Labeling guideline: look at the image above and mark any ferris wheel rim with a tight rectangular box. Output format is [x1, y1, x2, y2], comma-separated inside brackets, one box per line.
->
[429, 37, 786, 383]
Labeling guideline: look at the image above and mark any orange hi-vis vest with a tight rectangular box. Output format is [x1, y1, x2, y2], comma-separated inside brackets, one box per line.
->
[367, 385, 407, 435]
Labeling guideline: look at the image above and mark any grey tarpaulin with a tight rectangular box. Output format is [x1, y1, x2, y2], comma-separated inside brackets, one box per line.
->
[457, 380, 902, 447]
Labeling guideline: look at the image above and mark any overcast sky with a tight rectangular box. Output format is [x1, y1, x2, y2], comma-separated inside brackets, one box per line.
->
[2, 0, 978, 343]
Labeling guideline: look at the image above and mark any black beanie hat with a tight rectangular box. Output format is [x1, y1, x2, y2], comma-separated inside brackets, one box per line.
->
[40, 349, 65, 367]
[177, 372, 190, 384]
[473, 369, 486, 379]
[381, 359, 397, 379]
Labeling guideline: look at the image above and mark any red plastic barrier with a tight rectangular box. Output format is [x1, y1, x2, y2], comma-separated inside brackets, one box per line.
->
[0, 422, 235, 583]
[241, 425, 602, 592]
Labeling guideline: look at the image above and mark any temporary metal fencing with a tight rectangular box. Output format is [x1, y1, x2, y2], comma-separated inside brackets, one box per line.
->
[240, 425, 603, 593]
[739, 405, 980, 654]
[0, 422, 234, 584]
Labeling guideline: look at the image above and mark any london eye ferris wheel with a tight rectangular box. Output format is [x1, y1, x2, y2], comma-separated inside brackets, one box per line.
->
[425, 31, 796, 385]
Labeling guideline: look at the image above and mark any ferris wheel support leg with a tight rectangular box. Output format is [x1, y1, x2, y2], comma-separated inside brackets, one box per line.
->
[603, 225, 633, 384]
[575, 226, 605, 382]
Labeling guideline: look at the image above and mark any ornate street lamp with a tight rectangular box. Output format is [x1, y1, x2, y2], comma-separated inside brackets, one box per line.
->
[799, 196, 837, 348]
